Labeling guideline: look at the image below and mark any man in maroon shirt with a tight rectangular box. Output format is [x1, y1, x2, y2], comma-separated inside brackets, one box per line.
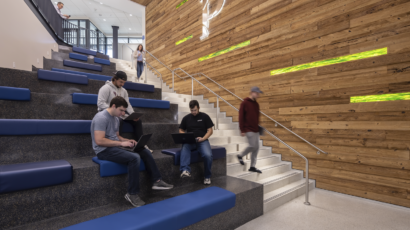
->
[237, 86, 263, 173]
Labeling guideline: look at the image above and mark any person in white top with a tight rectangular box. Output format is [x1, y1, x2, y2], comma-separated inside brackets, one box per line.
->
[54, 2, 70, 19]
[133, 44, 145, 82]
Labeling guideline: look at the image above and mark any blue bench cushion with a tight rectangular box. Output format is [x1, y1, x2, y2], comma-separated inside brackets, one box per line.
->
[0, 119, 91, 135]
[0, 160, 72, 194]
[69, 53, 88, 61]
[73, 46, 97, 56]
[94, 57, 110, 65]
[162, 146, 226, 165]
[51, 68, 155, 92]
[38, 69, 88, 85]
[72, 93, 170, 109]
[64, 60, 102, 72]
[92, 156, 145, 177]
[62, 186, 235, 230]
[0, 86, 31, 101]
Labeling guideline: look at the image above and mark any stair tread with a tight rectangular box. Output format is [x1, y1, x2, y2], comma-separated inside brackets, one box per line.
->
[227, 155, 280, 167]
[234, 162, 292, 177]
[263, 179, 315, 202]
[256, 170, 302, 185]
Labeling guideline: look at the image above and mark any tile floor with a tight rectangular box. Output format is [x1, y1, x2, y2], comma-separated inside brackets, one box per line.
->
[236, 188, 410, 230]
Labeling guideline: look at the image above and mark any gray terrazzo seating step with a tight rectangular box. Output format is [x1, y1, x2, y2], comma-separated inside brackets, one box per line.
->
[51, 51, 116, 69]
[57, 46, 110, 60]
[0, 152, 227, 229]
[0, 67, 162, 99]
[42, 57, 116, 76]
[0, 123, 179, 165]
[6, 176, 263, 230]
[0, 92, 178, 122]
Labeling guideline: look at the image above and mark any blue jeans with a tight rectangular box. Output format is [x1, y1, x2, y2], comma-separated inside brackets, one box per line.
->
[97, 147, 161, 195]
[137, 62, 144, 79]
[180, 140, 213, 178]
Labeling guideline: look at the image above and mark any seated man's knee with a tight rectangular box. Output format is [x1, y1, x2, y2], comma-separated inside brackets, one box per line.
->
[129, 154, 141, 165]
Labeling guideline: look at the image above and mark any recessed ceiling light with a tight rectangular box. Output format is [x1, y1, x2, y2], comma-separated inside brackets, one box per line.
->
[129, 28, 131, 30]
[130, 14, 132, 16]
[103, 19, 106, 21]
[100, 2, 103, 4]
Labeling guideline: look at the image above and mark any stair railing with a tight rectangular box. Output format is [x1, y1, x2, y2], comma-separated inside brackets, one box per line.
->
[145, 61, 163, 91]
[172, 67, 311, 205]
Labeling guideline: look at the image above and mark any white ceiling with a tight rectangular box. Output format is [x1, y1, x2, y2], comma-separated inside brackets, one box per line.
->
[52, 0, 145, 37]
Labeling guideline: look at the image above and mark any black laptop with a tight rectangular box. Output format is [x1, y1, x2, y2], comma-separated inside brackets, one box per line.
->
[171, 133, 197, 144]
[118, 134, 152, 152]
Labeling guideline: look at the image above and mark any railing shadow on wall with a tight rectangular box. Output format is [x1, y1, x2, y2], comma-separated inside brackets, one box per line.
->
[30, 0, 106, 53]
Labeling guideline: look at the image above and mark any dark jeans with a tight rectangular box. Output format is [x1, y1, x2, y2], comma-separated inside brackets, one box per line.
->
[119, 119, 143, 141]
[180, 140, 213, 178]
[137, 62, 144, 79]
[97, 147, 161, 195]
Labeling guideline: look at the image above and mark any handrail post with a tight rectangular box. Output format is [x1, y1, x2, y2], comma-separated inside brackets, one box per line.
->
[304, 160, 311, 205]
[144, 61, 147, 83]
[216, 96, 219, 130]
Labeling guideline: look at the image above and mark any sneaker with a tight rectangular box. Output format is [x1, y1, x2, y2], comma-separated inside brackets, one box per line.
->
[152, 180, 174, 190]
[249, 167, 262, 174]
[180, 170, 191, 178]
[124, 193, 145, 207]
[204, 178, 211, 185]
[145, 145, 153, 153]
[237, 155, 244, 165]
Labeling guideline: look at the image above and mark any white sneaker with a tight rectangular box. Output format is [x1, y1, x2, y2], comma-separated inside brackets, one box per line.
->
[180, 170, 191, 178]
[204, 178, 211, 185]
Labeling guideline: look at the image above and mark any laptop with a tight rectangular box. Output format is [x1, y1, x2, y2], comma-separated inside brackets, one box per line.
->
[118, 134, 152, 152]
[171, 133, 197, 144]
[125, 112, 144, 121]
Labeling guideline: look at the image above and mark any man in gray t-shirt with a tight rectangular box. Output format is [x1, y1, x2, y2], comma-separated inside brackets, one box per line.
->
[91, 96, 173, 207]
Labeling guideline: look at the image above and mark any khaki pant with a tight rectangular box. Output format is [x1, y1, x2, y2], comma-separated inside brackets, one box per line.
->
[238, 132, 260, 167]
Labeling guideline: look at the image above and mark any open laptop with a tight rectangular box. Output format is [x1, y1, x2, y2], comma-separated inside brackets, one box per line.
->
[171, 133, 197, 144]
[125, 112, 144, 121]
[118, 134, 152, 152]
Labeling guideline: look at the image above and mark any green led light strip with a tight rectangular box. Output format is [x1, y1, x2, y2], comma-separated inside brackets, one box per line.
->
[176, 35, 193, 45]
[351, 92, 410, 103]
[198, 40, 251, 62]
[176, 0, 189, 9]
[270, 47, 388, 76]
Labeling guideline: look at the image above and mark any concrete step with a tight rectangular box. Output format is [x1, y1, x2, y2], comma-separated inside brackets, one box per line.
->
[234, 162, 292, 181]
[212, 129, 241, 137]
[216, 143, 238, 154]
[218, 123, 240, 130]
[162, 92, 204, 101]
[226, 148, 273, 164]
[263, 179, 315, 213]
[208, 136, 230, 145]
[238, 141, 265, 151]
[227, 155, 282, 175]
[257, 170, 303, 194]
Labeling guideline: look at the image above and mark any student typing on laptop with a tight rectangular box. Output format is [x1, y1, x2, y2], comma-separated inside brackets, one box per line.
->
[91, 96, 173, 207]
[179, 100, 214, 185]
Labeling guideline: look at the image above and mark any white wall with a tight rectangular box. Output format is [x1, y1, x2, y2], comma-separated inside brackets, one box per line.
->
[0, 1, 57, 71]
[118, 43, 141, 64]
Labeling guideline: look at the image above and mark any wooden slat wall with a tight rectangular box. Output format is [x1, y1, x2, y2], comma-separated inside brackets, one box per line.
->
[146, 0, 410, 207]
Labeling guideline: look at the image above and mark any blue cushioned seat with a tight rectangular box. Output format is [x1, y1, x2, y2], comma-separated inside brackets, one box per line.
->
[72, 93, 170, 109]
[92, 156, 145, 177]
[162, 146, 226, 165]
[51, 68, 111, 81]
[69, 53, 88, 61]
[0, 160, 72, 194]
[0, 119, 91, 135]
[73, 46, 97, 56]
[94, 57, 110, 65]
[0, 86, 31, 101]
[64, 60, 102, 72]
[62, 186, 235, 230]
[51, 68, 155, 92]
[38, 69, 88, 85]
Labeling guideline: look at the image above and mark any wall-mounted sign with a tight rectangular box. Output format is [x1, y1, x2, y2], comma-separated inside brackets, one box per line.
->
[200, 0, 226, 40]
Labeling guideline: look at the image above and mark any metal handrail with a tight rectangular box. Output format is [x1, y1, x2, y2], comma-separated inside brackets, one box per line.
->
[145, 50, 189, 87]
[145, 61, 163, 91]
[193, 73, 327, 155]
[172, 67, 311, 205]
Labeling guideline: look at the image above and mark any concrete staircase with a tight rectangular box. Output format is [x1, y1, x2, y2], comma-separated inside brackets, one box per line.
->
[111, 58, 315, 213]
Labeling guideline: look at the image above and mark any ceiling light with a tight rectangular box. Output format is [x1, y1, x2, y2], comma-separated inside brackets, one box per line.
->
[129, 28, 131, 30]
[103, 19, 106, 21]
[130, 14, 132, 16]
[100, 2, 103, 4]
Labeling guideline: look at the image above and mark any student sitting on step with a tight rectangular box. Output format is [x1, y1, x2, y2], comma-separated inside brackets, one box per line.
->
[91, 96, 173, 207]
[97, 70, 153, 152]
[179, 100, 214, 185]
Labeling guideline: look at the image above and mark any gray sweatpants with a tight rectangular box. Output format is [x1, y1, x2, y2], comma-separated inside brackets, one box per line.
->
[239, 132, 260, 167]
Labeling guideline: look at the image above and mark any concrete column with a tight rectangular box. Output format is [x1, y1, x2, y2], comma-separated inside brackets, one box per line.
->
[112, 26, 119, 58]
